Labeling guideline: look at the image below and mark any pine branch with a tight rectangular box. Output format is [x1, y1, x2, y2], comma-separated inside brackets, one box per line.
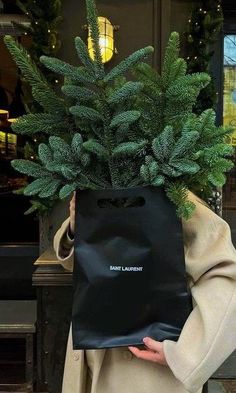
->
[152, 126, 175, 162]
[74, 36, 96, 75]
[11, 159, 49, 177]
[62, 85, 97, 101]
[12, 113, 68, 135]
[85, 0, 104, 79]
[83, 139, 109, 160]
[104, 46, 154, 83]
[49, 136, 73, 162]
[6, 20, 234, 219]
[40, 56, 95, 83]
[165, 181, 196, 219]
[170, 131, 199, 159]
[112, 140, 147, 158]
[162, 32, 181, 86]
[110, 111, 141, 128]
[4, 36, 66, 114]
[69, 105, 104, 123]
[108, 82, 143, 105]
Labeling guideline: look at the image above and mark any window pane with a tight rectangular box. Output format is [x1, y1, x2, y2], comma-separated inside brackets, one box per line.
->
[223, 35, 236, 235]
[224, 35, 236, 66]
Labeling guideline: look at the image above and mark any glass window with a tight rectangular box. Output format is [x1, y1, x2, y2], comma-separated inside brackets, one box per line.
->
[222, 35, 236, 241]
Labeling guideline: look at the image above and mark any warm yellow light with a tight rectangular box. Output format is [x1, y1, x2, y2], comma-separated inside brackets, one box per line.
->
[8, 118, 17, 124]
[0, 131, 6, 155]
[0, 131, 5, 142]
[0, 109, 9, 120]
[7, 119, 17, 131]
[88, 16, 114, 64]
[7, 133, 17, 144]
[0, 130, 17, 157]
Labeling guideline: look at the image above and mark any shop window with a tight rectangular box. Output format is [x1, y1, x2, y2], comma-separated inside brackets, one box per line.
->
[223, 35, 236, 211]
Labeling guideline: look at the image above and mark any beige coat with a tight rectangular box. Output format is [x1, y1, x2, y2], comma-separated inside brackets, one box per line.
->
[53, 191, 236, 393]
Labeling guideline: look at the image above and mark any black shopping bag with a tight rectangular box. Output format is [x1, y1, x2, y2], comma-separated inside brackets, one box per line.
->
[72, 185, 193, 349]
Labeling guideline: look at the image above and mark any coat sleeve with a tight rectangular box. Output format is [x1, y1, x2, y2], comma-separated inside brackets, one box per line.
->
[53, 216, 74, 272]
[163, 192, 236, 393]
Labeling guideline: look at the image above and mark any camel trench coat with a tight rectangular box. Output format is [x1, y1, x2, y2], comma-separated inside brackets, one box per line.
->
[53, 191, 236, 393]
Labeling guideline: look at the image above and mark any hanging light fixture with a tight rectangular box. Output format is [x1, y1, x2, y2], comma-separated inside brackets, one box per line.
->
[88, 16, 115, 64]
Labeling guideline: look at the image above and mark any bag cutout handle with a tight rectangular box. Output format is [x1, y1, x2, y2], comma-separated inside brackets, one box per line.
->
[97, 196, 145, 209]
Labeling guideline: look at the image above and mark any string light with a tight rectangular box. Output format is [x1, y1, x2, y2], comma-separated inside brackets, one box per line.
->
[33, 138, 37, 142]
[35, 21, 38, 25]
[55, 79, 59, 84]
[48, 29, 51, 33]
[185, 3, 223, 114]
[30, 155, 34, 160]
[52, 45, 55, 49]
[24, 32, 28, 35]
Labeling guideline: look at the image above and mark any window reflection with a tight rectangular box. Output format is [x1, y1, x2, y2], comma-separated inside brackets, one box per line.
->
[223, 35, 236, 210]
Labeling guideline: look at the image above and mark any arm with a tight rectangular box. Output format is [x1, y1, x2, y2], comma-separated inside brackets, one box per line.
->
[53, 216, 74, 272]
[163, 191, 236, 393]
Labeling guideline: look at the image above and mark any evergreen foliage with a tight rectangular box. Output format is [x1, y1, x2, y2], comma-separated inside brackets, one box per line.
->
[14, 0, 62, 77]
[183, 0, 224, 113]
[4, 0, 234, 220]
[9, 0, 63, 214]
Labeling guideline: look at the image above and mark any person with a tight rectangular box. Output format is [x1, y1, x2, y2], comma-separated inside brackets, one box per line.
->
[53, 189, 236, 393]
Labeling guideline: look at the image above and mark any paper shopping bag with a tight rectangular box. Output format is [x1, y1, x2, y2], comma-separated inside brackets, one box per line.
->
[72, 185, 193, 349]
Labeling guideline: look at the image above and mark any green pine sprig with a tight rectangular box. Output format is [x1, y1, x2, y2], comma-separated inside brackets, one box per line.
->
[4, 0, 234, 220]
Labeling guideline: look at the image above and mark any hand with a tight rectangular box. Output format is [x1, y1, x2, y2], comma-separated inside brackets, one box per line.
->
[128, 337, 168, 366]
[69, 192, 76, 236]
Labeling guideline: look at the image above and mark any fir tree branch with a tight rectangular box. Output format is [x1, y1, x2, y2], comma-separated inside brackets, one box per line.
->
[12, 113, 69, 135]
[104, 46, 154, 83]
[85, 0, 104, 79]
[4, 35, 66, 114]
[40, 55, 95, 83]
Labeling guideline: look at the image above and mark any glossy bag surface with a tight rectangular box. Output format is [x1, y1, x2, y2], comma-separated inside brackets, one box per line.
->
[72, 186, 193, 349]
